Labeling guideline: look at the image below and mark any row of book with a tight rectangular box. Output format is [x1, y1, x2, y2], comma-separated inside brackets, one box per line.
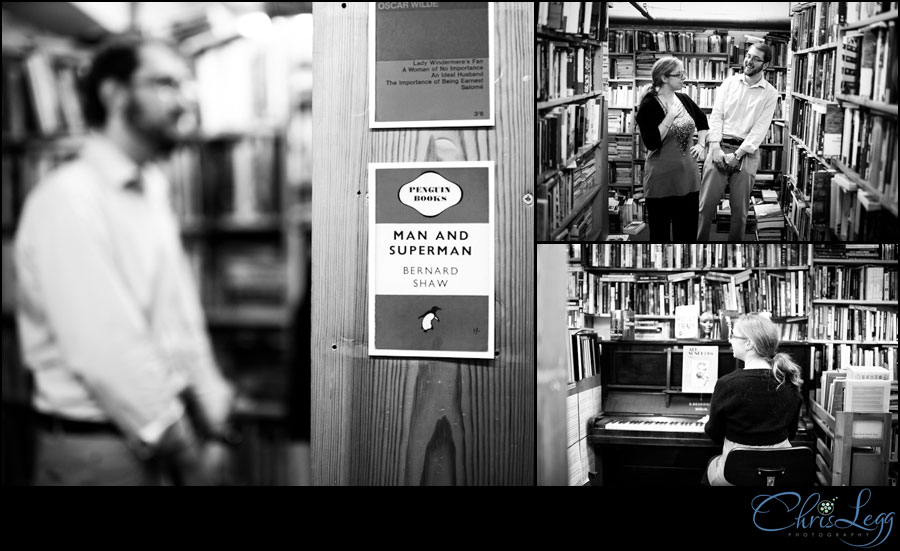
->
[582, 244, 812, 270]
[679, 84, 719, 109]
[829, 172, 896, 241]
[762, 70, 788, 94]
[607, 109, 633, 134]
[545, 158, 597, 235]
[813, 243, 897, 259]
[538, 2, 605, 41]
[161, 137, 282, 225]
[789, 142, 833, 222]
[822, 343, 898, 376]
[607, 134, 633, 161]
[845, 1, 899, 23]
[567, 329, 600, 384]
[538, 99, 603, 175]
[609, 57, 634, 79]
[766, 124, 785, 144]
[607, 84, 636, 108]
[841, 22, 897, 104]
[186, 243, 288, 312]
[758, 147, 784, 172]
[791, 100, 843, 159]
[1, 51, 86, 137]
[792, 49, 837, 102]
[785, 186, 822, 241]
[577, 269, 809, 319]
[537, 42, 596, 102]
[840, 109, 897, 201]
[818, 366, 893, 417]
[791, 2, 843, 51]
[609, 29, 729, 54]
[811, 305, 898, 342]
[812, 265, 897, 301]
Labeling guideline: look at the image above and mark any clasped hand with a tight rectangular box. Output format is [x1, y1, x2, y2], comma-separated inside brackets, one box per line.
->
[710, 149, 740, 172]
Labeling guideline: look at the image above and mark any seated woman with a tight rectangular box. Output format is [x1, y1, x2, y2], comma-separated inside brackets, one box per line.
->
[702, 313, 803, 486]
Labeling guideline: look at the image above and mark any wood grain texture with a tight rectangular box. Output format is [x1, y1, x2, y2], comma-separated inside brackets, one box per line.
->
[311, 2, 533, 485]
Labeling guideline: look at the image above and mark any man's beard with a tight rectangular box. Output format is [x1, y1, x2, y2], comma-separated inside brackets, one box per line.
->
[124, 95, 181, 156]
[744, 64, 762, 77]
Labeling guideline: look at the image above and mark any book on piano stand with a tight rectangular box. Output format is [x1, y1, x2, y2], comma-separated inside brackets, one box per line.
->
[682, 345, 718, 394]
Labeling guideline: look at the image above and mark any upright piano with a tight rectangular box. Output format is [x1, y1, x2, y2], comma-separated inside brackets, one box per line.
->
[586, 343, 813, 486]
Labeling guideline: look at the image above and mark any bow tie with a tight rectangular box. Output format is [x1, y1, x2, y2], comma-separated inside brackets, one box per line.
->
[124, 172, 145, 194]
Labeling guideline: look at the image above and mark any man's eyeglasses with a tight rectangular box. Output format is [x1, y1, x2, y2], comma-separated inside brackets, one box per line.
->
[744, 54, 765, 64]
[132, 75, 196, 96]
[666, 72, 685, 79]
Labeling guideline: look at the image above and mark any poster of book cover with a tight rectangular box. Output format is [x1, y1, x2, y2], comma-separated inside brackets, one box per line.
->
[682, 345, 717, 393]
[368, 161, 494, 358]
[369, 2, 495, 128]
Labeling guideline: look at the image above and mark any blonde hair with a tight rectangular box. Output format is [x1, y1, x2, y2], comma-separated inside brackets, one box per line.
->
[638, 57, 682, 105]
[734, 313, 803, 390]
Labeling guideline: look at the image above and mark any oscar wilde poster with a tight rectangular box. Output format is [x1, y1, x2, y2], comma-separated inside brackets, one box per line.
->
[369, 2, 495, 127]
[368, 161, 494, 358]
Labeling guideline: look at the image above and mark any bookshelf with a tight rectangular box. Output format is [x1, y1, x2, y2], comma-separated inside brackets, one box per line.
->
[604, 27, 790, 240]
[786, 2, 898, 241]
[809, 243, 898, 486]
[537, 2, 609, 241]
[1, 5, 96, 486]
[563, 243, 602, 486]
[158, 12, 313, 485]
[573, 244, 813, 343]
[831, 4, 898, 238]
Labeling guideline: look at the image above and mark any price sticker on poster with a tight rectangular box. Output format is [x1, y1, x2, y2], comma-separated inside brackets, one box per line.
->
[369, 2, 495, 128]
[368, 161, 494, 358]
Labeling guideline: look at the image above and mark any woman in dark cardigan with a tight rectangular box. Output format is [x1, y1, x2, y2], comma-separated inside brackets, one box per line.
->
[701, 313, 804, 486]
[635, 57, 709, 242]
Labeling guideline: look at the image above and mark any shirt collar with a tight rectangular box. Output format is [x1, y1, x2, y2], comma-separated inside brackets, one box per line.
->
[80, 133, 144, 191]
[740, 73, 770, 89]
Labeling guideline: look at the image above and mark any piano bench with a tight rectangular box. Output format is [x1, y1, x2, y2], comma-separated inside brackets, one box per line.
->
[723, 447, 815, 486]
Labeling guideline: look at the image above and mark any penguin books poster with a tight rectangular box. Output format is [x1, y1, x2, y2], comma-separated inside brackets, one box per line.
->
[368, 2, 495, 128]
[368, 161, 495, 359]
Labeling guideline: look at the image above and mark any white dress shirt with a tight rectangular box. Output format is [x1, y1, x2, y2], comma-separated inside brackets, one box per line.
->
[706, 73, 779, 157]
[15, 134, 233, 444]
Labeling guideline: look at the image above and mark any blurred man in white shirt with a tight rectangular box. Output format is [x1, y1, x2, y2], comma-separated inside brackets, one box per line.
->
[15, 36, 234, 485]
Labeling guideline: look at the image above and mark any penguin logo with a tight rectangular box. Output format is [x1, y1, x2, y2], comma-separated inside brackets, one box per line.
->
[419, 306, 441, 332]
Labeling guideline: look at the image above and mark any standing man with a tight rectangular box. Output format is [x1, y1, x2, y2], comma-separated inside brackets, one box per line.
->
[698, 43, 779, 241]
[15, 36, 234, 485]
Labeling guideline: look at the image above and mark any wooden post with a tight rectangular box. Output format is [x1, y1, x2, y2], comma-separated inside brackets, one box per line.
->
[311, 2, 533, 485]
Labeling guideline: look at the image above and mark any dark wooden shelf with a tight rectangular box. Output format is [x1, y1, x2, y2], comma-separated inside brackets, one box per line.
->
[205, 307, 290, 329]
[180, 216, 283, 236]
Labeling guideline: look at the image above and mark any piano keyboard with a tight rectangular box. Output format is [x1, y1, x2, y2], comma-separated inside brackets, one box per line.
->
[603, 417, 706, 433]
